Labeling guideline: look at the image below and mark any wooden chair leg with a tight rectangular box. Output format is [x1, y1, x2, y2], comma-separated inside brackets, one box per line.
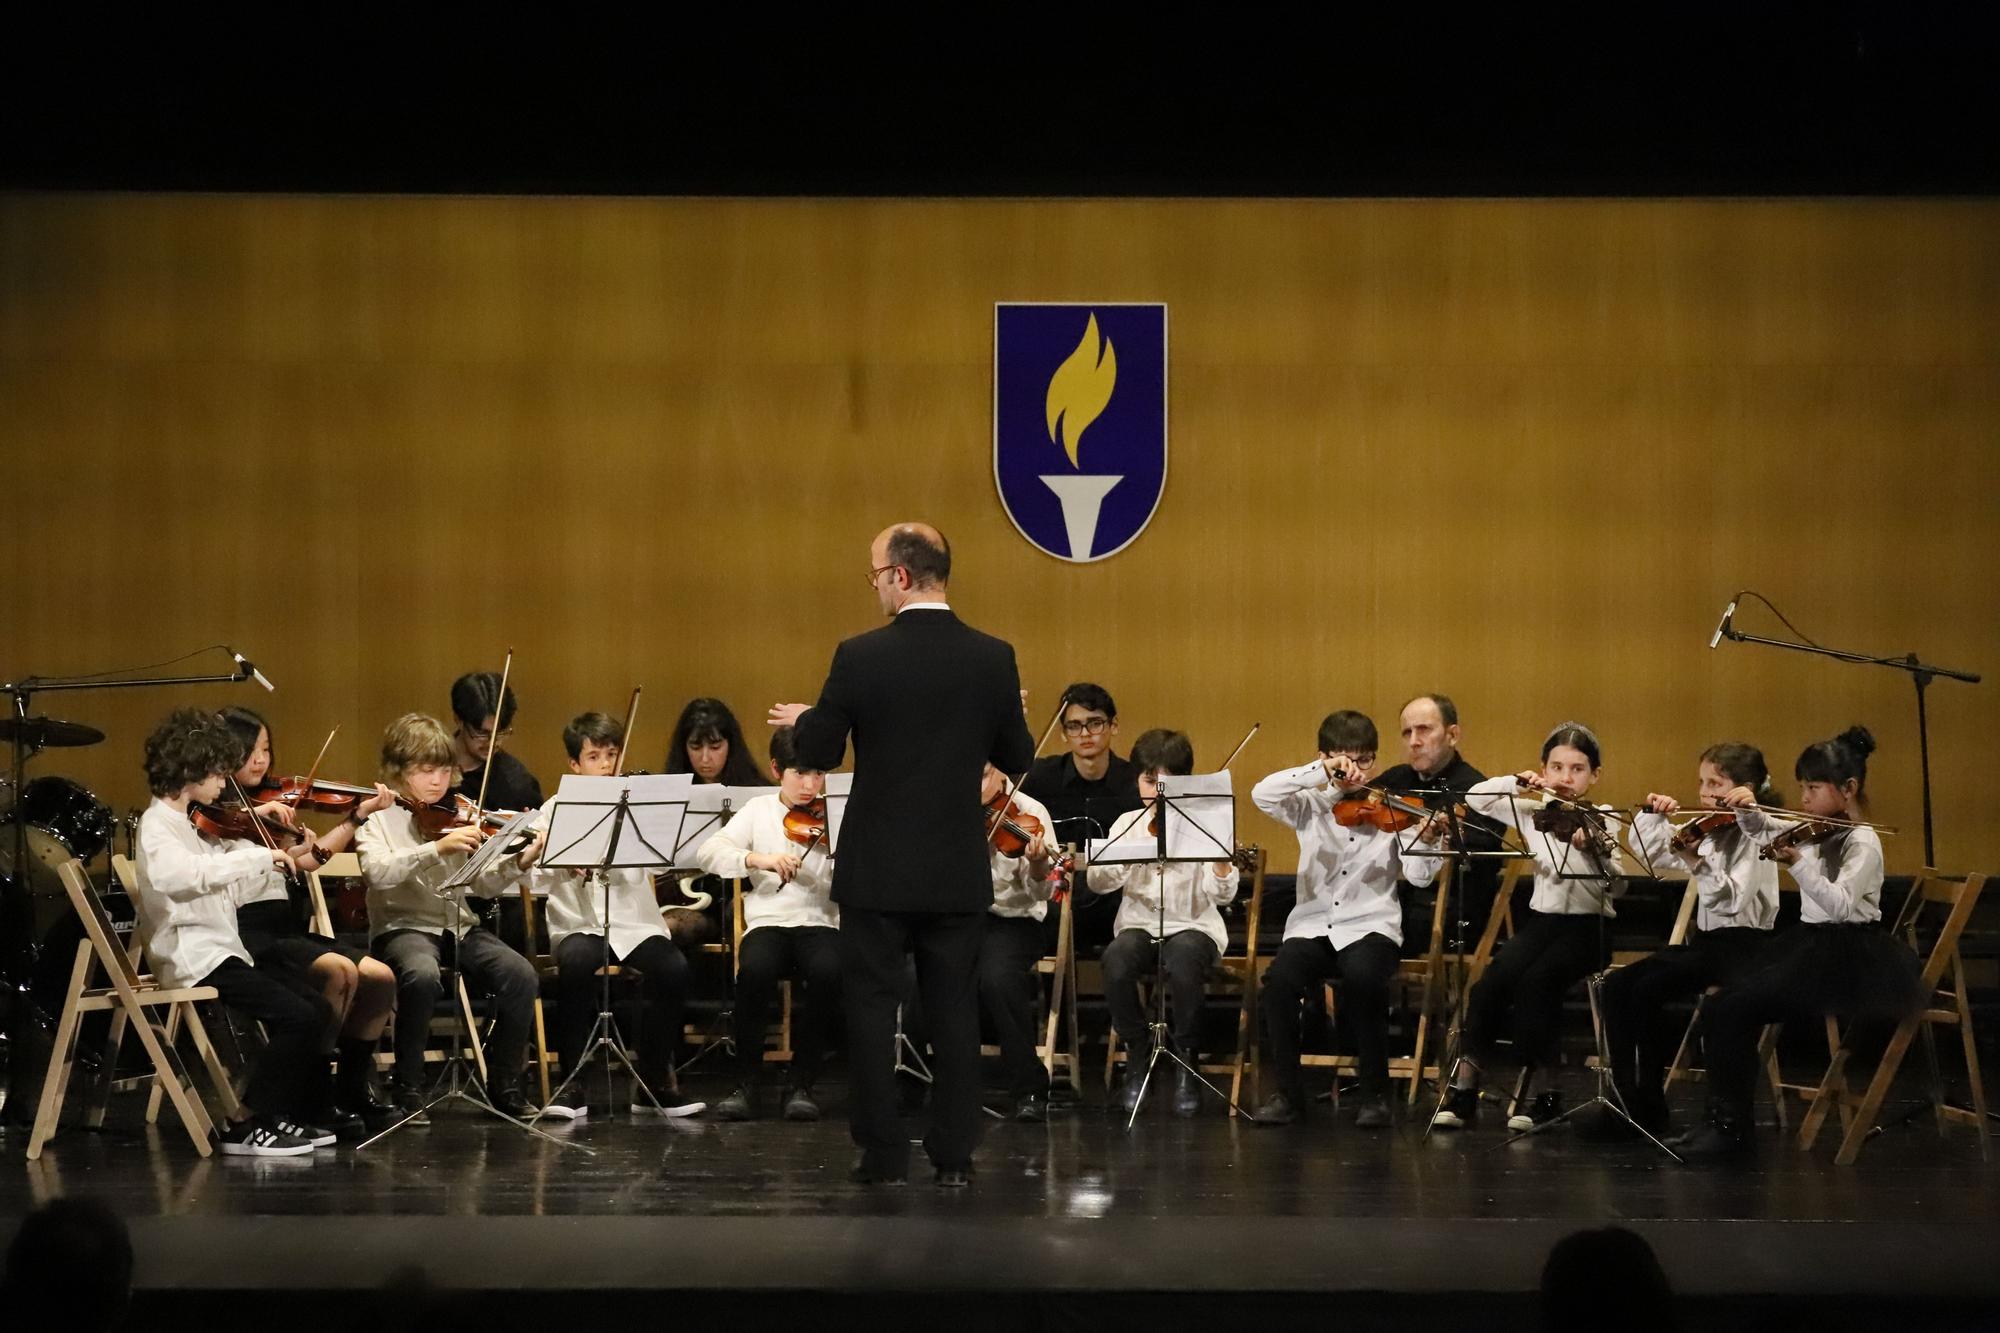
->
[1063, 950, 1081, 1089]
[125, 999, 215, 1155]
[1757, 1025, 1788, 1130]
[144, 1003, 186, 1126]
[531, 997, 552, 1105]
[1798, 1040, 1855, 1152]
[1951, 953, 1991, 1160]
[1834, 1016, 1920, 1165]
[182, 1002, 243, 1119]
[1664, 996, 1704, 1095]
[456, 975, 489, 1084]
[87, 1004, 132, 1130]
[27, 943, 93, 1161]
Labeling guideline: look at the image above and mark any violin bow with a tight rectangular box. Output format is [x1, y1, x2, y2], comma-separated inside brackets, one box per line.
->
[612, 686, 641, 779]
[470, 647, 514, 820]
[290, 725, 338, 810]
[1217, 722, 1260, 773]
[986, 691, 1070, 844]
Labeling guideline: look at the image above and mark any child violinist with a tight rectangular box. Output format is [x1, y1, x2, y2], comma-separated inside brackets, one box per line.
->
[220, 707, 402, 1132]
[1588, 743, 1780, 1140]
[1680, 726, 1922, 1158]
[357, 713, 542, 1121]
[1433, 722, 1628, 1133]
[976, 762, 1060, 1122]
[694, 725, 840, 1122]
[1250, 710, 1445, 1129]
[131, 708, 337, 1155]
[1084, 728, 1239, 1118]
[524, 711, 703, 1121]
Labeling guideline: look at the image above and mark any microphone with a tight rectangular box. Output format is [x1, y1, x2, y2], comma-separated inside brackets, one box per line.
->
[230, 649, 276, 692]
[1709, 597, 1739, 650]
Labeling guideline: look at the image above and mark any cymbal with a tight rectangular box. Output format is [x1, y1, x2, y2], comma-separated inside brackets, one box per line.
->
[0, 716, 105, 748]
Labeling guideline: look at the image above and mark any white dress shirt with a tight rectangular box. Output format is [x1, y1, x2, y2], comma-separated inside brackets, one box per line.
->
[1252, 760, 1445, 949]
[695, 793, 838, 934]
[1464, 776, 1627, 916]
[1734, 807, 1883, 925]
[1085, 806, 1239, 950]
[525, 801, 672, 957]
[132, 799, 263, 988]
[987, 789, 1058, 922]
[356, 805, 526, 940]
[1627, 811, 1780, 932]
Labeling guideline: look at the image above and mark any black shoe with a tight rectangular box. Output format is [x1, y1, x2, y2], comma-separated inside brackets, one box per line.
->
[633, 1081, 706, 1118]
[782, 1084, 821, 1123]
[1011, 1091, 1048, 1123]
[1679, 1107, 1753, 1160]
[304, 1105, 366, 1140]
[1431, 1086, 1479, 1130]
[540, 1087, 590, 1121]
[1507, 1090, 1563, 1133]
[712, 1085, 758, 1121]
[849, 1158, 908, 1186]
[390, 1087, 432, 1128]
[934, 1167, 971, 1188]
[1252, 1092, 1301, 1126]
[1353, 1095, 1393, 1129]
[1114, 1063, 1148, 1115]
[489, 1084, 540, 1121]
[1173, 1067, 1202, 1118]
[336, 1083, 401, 1133]
[218, 1116, 315, 1158]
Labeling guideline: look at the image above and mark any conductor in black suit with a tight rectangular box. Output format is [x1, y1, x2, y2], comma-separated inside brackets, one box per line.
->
[770, 523, 1034, 1186]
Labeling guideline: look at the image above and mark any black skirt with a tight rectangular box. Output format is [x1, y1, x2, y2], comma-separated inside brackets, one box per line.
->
[237, 898, 365, 969]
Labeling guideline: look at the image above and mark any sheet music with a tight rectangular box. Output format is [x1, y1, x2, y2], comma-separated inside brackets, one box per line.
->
[671, 784, 778, 868]
[541, 773, 693, 871]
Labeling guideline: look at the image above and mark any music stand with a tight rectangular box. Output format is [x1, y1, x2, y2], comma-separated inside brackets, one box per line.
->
[529, 773, 692, 1122]
[1088, 772, 1253, 1128]
[666, 783, 774, 1073]
[360, 807, 581, 1151]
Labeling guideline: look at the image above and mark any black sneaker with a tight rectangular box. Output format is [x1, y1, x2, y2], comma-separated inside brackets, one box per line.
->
[540, 1087, 590, 1121]
[1252, 1092, 1302, 1126]
[218, 1116, 315, 1157]
[782, 1084, 821, 1122]
[1172, 1068, 1201, 1118]
[1679, 1106, 1753, 1159]
[1114, 1065, 1148, 1115]
[712, 1085, 758, 1121]
[490, 1085, 541, 1121]
[270, 1115, 339, 1148]
[1431, 1086, 1479, 1130]
[1353, 1095, 1394, 1129]
[633, 1081, 706, 1118]
[1011, 1091, 1048, 1123]
[1507, 1090, 1563, 1133]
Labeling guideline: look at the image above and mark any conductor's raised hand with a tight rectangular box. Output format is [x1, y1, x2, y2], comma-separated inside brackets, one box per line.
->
[768, 703, 809, 729]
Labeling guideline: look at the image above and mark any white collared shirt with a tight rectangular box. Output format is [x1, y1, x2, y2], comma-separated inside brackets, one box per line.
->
[1734, 807, 1883, 925]
[1252, 761, 1444, 949]
[1627, 811, 1779, 932]
[988, 789, 1057, 922]
[1464, 776, 1627, 916]
[1084, 807, 1239, 950]
[356, 805, 525, 939]
[132, 798, 262, 988]
[695, 793, 838, 934]
[525, 802, 671, 957]
[898, 601, 952, 614]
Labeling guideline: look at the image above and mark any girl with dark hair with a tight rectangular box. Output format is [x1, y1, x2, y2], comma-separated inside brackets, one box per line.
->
[1588, 743, 1780, 1140]
[220, 707, 401, 1132]
[1681, 726, 1921, 1158]
[664, 698, 765, 786]
[1434, 722, 1628, 1133]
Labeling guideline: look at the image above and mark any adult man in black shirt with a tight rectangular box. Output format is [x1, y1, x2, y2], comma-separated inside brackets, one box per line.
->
[1374, 694, 1506, 948]
[1019, 682, 1142, 953]
[449, 671, 545, 811]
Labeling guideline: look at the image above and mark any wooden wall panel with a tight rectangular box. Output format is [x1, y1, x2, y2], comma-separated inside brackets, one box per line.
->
[1, 196, 1994, 874]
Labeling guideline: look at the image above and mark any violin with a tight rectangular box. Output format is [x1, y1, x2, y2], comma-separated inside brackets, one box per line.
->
[1518, 781, 1619, 856]
[1669, 810, 1737, 852]
[190, 799, 306, 848]
[398, 793, 529, 844]
[1332, 788, 1434, 833]
[1758, 817, 1846, 861]
[984, 791, 1046, 859]
[249, 775, 378, 814]
[783, 798, 829, 851]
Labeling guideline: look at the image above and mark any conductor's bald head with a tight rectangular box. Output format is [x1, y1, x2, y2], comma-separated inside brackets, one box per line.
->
[868, 523, 952, 614]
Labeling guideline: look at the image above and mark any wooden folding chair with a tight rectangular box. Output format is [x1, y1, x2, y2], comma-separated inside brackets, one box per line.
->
[29, 859, 239, 1159]
[1799, 870, 1989, 1164]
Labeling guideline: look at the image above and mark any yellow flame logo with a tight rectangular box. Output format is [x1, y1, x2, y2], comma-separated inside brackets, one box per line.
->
[1044, 313, 1116, 469]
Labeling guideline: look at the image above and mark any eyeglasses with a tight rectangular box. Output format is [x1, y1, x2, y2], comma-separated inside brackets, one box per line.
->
[1062, 718, 1111, 736]
[863, 564, 903, 588]
[471, 727, 513, 743]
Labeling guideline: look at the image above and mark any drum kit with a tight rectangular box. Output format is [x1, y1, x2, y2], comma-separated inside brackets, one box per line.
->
[1, 715, 125, 934]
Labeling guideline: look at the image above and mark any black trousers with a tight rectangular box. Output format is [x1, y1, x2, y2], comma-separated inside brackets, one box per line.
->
[841, 906, 985, 1176]
[201, 957, 334, 1118]
[552, 932, 689, 1085]
[1463, 910, 1605, 1070]
[977, 914, 1051, 1098]
[733, 924, 843, 1086]
[1704, 923, 1922, 1117]
[373, 927, 538, 1093]
[1597, 926, 1770, 1096]
[1258, 932, 1401, 1100]
[1101, 928, 1218, 1059]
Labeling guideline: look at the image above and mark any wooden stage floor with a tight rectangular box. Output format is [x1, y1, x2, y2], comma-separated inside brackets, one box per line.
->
[4, 1072, 1997, 1331]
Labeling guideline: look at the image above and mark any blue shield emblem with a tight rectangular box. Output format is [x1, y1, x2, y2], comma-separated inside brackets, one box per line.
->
[994, 303, 1167, 562]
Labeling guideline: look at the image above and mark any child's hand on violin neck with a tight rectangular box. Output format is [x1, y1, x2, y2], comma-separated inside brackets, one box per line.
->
[1643, 793, 1679, 814]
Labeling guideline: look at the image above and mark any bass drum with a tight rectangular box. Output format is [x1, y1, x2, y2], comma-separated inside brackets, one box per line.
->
[0, 776, 115, 890]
